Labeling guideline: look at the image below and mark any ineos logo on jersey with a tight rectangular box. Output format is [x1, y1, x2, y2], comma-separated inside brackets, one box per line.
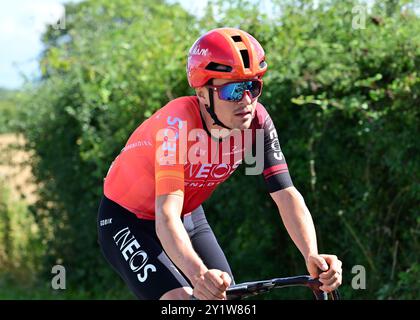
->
[162, 117, 184, 148]
[167, 116, 183, 130]
[271, 139, 281, 152]
[186, 163, 240, 181]
[266, 116, 284, 161]
[156, 117, 189, 166]
[212, 164, 231, 179]
[270, 139, 284, 160]
[113, 227, 157, 283]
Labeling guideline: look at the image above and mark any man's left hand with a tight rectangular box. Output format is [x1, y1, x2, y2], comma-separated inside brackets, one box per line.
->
[306, 254, 342, 292]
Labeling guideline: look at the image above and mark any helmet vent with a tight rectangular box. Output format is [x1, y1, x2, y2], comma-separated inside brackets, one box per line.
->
[240, 50, 250, 68]
[231, 35, 242, 42]
[205, 62, 232, 72]
[259, 60, 267, 68]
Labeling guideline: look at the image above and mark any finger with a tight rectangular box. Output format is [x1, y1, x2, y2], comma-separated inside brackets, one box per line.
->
[319, 273, 340, 286]
[319, 267, 342, 279]
[319, 259, 342, 279]
[308, 266, 320, 279]
[200, 281, 225, 300]
[221, 272, 232, 288]
[205, 271, 227, 290]
[204, 279, 226, 298]
[320, 255, 341, 270]
[307, 260, 323, 279]
[312, 256, 329, 272]
[320, 279, 342, 293]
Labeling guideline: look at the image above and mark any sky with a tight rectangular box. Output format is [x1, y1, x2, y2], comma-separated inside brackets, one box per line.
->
[0, 0, 68, 89]
[0, 0, 417, 89]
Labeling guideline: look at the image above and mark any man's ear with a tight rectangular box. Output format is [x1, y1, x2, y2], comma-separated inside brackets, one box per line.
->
[195, 87, 208, 105]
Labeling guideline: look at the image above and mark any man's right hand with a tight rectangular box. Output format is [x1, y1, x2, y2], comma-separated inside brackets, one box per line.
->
[193, 269, 231, 300]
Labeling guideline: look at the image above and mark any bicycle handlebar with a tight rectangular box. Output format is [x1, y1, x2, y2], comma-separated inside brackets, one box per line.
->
[226, 275, 341, 300]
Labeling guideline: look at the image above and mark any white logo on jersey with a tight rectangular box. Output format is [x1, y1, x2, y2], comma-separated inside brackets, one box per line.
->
[266, 117, 284, 161]
[186, 163, 240, 181]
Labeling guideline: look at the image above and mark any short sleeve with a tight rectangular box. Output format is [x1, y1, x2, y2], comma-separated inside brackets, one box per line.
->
[256, 105, 294, 193]
[154, 115, 186, 196]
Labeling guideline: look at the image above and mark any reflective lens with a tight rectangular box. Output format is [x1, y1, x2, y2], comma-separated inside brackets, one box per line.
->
[218, 80, 262, 101]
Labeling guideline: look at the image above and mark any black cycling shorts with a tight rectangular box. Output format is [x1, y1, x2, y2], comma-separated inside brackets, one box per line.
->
[97, 195, 234, 300]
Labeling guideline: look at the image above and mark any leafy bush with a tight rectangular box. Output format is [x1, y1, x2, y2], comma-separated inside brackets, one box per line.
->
[0, 89, 20, 134]
[0, 180, 43, 288]
[12, 0, 420, 299]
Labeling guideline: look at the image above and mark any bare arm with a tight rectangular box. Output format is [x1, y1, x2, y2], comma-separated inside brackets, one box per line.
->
[155, 193, 230, 299]
[155, 192, 207, 284]
[271, 186, 343, 291]
[270, 186, 319, 262]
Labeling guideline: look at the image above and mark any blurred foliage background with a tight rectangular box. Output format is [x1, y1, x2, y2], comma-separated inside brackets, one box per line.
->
[0, 0, 419, 299]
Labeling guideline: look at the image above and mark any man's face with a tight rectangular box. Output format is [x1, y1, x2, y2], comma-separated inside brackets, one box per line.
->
[201, 77, 260, 130]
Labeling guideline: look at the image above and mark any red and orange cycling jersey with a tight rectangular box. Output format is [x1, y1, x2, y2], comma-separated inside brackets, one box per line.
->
[104, 96, 293, 220]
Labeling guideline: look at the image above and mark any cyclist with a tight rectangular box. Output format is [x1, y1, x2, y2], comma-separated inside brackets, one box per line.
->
[97, 27, 342, 300]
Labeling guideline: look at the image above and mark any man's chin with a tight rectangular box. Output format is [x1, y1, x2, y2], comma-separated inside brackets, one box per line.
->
[234, 120, 252, 130]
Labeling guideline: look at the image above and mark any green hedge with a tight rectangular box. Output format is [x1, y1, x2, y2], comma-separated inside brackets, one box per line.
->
[12, 0, 420, 299]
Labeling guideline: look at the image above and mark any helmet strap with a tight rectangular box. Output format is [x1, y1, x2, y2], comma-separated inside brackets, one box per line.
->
[205, 88, 232, 130]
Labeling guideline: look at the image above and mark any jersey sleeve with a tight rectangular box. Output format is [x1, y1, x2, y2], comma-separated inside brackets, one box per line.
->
[257, 105, 294, 193]
[154, 113, 186, 197]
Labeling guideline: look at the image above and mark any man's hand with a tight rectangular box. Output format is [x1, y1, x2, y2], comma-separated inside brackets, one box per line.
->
[306, 254, 342, 292]
[193, 269, 231, 300]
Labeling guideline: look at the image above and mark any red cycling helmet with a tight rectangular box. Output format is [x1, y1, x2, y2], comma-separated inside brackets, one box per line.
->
[187, 28, 268, 88]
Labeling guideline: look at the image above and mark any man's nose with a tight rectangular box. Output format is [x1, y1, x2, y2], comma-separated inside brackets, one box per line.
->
[239, 91, 252, 105]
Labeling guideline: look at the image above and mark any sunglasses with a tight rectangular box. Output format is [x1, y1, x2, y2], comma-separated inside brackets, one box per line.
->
[206, 79, 263, 102]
